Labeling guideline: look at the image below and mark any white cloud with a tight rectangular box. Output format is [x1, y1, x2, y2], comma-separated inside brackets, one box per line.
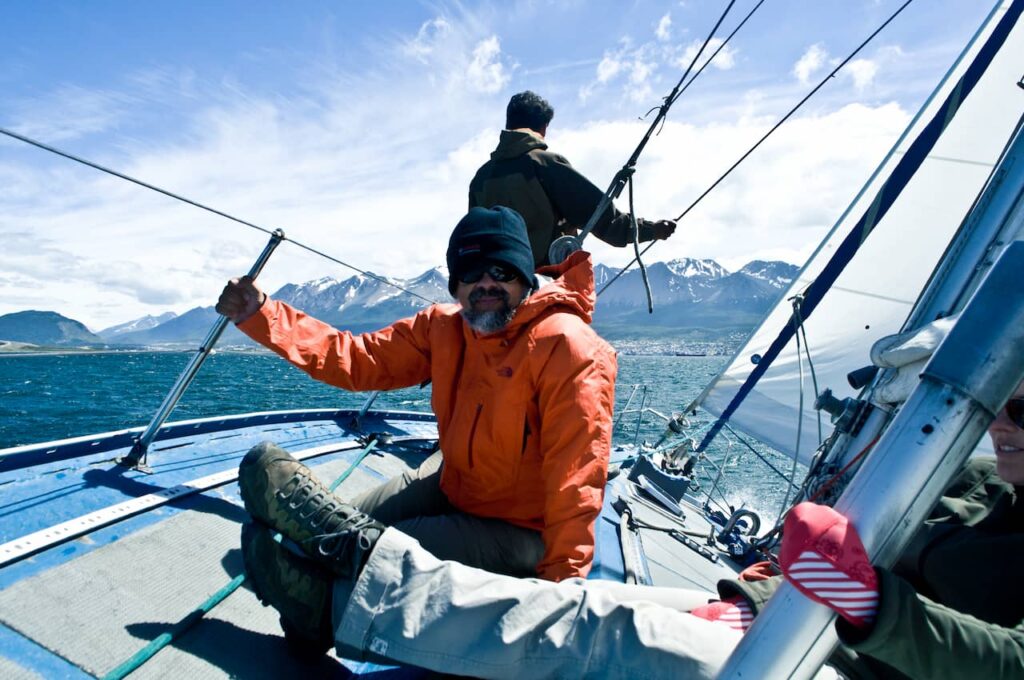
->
[582, 41, 661, 104]
[581, 30, 739, 108]
[679, 38, 737, 72]
[548, 102, 911, 274]
[404, 18, 453, 63]
[656, 13, 672, 42]
[0, 4, 932, 330]
[596, 55, 622, 83]
[10, 85, 134, 142]
[794, 43, 828, 85]
[399, 16, 514, 96]
[466, 36, 510, 93]
[846, 58, 879, 91]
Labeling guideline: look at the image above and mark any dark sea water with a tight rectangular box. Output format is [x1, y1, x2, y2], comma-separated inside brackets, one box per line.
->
[0, 351, 797, 518]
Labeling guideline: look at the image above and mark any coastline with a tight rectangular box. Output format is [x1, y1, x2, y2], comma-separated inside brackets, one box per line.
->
[0, 346, 273, 358]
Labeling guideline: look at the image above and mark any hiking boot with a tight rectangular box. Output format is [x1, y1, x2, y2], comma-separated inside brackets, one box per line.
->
[238, 442, 385, 579]
[241, 521, 333, 655]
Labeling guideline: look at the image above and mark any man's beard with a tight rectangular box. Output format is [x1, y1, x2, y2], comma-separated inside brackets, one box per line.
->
[460, 286, 518, 334]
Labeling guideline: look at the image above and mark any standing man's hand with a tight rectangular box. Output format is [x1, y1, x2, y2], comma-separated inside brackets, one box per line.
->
[649, 219, 677, 240]
[216, 276, 266, 324]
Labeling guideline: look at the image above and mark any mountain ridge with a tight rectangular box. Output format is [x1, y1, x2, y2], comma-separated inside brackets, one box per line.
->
[0, 258, 797, 348]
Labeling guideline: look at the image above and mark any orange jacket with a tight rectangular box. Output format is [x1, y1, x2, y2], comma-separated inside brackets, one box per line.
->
[238, 251, 617, 581]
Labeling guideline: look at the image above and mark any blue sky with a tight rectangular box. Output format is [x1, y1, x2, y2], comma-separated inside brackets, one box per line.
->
[0, 1, 1005, 329]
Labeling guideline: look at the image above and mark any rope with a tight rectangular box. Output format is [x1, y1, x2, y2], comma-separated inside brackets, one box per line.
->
[628, 175, 654, 313]
[597, 0, 916, 297]
[753, 432, 881, 550]
[777, 297, 806, 524]
[793, 295, 824, 444]
[806, 434, 879, 503]
[0, 126, 440, 306]
[101, 439, 378, 680]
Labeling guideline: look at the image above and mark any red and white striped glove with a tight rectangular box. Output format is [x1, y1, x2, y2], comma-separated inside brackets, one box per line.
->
[689, 597, 754, 632]
[779, 502, 878, 628]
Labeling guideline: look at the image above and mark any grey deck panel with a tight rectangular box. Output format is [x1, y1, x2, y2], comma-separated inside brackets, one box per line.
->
[0, 450, 412, 678]
[621, 481, 741, 593]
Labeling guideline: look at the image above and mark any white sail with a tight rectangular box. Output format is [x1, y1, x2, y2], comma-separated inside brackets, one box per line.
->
[698, 0, 1024, 464]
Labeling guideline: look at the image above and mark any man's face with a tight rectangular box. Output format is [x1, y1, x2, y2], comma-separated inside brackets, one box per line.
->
[988, 378, 1024, 485]
[455, 261, 528, 334]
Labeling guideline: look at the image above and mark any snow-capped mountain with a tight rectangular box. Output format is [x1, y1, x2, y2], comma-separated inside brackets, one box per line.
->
[591, 257, 797, 330]
[97, 312, 178, 339]
[272, 267, 449, 328]
[30, 258, 797, 347]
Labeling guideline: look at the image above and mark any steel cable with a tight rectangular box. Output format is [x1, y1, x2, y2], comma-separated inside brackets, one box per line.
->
[0, 125, 441, 305]
[598, 0, 916, 297]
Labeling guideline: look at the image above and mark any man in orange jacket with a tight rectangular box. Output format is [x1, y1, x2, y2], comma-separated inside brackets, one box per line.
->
[219, 207, 616, 613]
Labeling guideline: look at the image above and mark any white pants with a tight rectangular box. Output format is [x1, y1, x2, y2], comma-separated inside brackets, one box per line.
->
[333, 528, 748, 679]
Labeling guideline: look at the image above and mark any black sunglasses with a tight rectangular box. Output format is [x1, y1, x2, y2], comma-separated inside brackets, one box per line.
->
[1005, 397, 1024, 428]
[459, 262, 520, 284]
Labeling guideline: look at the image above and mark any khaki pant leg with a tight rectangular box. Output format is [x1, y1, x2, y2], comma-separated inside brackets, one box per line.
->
[350, 450, 452, 524]
[393, 512, 544, 577]
[351, 450, 543, 576]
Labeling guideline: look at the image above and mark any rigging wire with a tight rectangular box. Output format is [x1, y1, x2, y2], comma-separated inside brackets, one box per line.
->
[666, 0, 767, 109]
[0, 125, 441, 306]
[598, 0, 916, 297]
[569, 0, 739, 253]
[791, 293, 824, 444]
[777, 298, 806, 523]
[628, 176, 654, 313]
[722, 422, 794, 484]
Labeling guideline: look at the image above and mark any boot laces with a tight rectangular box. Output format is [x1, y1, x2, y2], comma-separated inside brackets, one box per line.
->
[276, 472, 342, 530]
[308, 514, 380, 559]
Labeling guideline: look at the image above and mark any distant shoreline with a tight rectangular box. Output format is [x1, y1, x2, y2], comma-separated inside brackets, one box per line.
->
[0, 346, 272, 358]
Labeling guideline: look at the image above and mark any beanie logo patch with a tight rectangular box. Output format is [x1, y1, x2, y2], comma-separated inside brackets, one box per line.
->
[458, 244, 482, 257]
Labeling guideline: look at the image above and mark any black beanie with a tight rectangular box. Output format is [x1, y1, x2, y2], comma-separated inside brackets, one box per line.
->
[446, 206, 538, 295]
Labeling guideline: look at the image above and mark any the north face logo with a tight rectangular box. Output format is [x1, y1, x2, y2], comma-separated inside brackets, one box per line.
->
[458, 244, 481, 256]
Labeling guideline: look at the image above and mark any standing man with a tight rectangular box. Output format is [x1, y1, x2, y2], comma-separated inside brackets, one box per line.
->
[469, 90, 677, 267]
[219, 206, 617, 594]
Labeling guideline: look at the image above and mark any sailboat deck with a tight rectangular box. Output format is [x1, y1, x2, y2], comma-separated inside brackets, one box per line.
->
[0, 410, 741, 678]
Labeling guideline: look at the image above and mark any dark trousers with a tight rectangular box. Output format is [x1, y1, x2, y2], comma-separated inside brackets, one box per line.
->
[350, 451, 544, 577]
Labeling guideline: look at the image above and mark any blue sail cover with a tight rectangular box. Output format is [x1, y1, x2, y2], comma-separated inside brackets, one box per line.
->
[698, 0, 1024, 465]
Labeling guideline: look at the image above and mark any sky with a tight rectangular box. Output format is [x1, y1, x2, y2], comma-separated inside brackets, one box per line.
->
[0, 0, 1006, 331]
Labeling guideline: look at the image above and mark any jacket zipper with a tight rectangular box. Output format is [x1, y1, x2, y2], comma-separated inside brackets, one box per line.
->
[467, 403, 483, 469]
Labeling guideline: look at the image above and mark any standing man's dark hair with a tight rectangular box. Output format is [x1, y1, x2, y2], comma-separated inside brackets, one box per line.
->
[472, 90, 676, 266]
[506, 91, 554, 133]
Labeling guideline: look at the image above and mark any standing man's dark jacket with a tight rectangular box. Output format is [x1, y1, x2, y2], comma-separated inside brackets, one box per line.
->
[469, 129, 662, 267]
[720, 458, 1024, 680]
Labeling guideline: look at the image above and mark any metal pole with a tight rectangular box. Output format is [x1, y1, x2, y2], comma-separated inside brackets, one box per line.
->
[717, 241, 1024, 678]
[349, 390, 382, 431]
[614, 384, 642, 431]
[119, 229, 285, 468]
[632, 386, 649, 447]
